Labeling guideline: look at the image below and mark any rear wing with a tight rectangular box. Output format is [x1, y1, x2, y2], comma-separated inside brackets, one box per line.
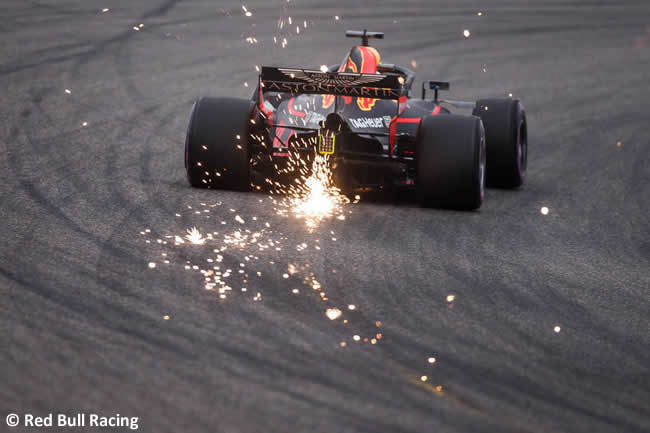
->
[260, 66, 405, 100]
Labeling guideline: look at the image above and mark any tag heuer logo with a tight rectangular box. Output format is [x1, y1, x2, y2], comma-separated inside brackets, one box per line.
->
[350, 117, 385, 129]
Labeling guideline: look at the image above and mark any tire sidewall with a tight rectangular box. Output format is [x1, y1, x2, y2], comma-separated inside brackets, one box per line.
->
[416, 114, 484, 210]
[185, 97, 252, 190]
[474, 119, 486, 206]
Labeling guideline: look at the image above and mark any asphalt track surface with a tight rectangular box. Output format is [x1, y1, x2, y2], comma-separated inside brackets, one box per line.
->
[1, 1, 649, 432]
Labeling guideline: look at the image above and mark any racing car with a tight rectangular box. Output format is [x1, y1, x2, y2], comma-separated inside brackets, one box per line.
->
[185, 30, 528, 210]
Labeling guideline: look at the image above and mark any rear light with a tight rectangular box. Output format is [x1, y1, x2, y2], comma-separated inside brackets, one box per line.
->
[318, 134, 336, 155]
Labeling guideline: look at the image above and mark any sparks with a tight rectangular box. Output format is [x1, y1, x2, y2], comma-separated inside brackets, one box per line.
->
[284, 153, 350, 227]
[185, 227, 205, 244]
[325, 308, 342, 320]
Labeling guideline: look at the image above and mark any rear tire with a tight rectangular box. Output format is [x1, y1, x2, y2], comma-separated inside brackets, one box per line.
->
[416, 114, 485, 210]
[185, 97, 252, 190]
[472, 98, 527, 188]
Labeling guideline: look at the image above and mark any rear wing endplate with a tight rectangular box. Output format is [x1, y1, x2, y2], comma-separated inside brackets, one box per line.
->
[260, 66, 405, 100]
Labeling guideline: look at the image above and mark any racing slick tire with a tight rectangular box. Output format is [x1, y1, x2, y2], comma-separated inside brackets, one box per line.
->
[416, 114, 485, 210]
[472, 98, 527, 188]
[185, 97, 251, 190]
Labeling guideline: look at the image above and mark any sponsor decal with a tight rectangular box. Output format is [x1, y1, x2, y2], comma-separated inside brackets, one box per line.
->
[357, 97, 377, 111]
[349, 117, 386, 129]
[287, 97, 305, 117]
[262, 81, 401, 99]
[278, 68, 386, 87]
[322, 94, 334, 109]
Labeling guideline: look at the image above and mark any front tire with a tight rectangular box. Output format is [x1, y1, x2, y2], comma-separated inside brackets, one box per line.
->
[185, 97, 252, 190]
[416, 114, 485, 210]
[473, 98, 527, 188]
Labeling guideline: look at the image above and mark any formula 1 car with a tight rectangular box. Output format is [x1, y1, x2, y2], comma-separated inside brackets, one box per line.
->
[185, 30, 528, 210]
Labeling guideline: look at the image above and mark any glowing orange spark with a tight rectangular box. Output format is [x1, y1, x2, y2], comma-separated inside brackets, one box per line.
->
[325, 308, 342, 320]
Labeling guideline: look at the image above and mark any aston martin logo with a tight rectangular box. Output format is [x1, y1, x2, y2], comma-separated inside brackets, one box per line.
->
[278, 68, 387, 87]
